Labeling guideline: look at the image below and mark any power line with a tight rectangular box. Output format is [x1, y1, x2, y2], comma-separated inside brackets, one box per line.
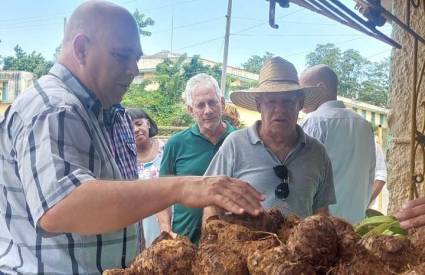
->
[154, 16, 224, 34]
[140, 0, 205, 13]
[232, 33, 364, 37]
[175, 36, 223, 51]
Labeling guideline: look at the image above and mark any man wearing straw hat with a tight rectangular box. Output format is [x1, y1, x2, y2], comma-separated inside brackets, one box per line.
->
[203, 57, 336, 220]
[300, 64, 375, 224]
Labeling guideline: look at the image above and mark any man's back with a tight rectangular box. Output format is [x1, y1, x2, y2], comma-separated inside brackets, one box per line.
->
[302, 100, 375, 223]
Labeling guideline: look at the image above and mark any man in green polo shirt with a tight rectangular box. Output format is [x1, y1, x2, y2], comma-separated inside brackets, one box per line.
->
[159, 73, 236, 244]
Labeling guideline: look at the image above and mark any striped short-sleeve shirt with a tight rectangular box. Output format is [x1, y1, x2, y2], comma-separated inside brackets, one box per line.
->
[0, 63, 138, 274]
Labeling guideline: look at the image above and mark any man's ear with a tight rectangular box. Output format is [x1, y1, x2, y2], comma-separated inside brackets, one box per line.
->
[220, 96, 225, 109]
[73, 34, 90, 65]
[187, 105, 194, 117]
[298, 94, 305, 111]
[255, 97, 262, 112]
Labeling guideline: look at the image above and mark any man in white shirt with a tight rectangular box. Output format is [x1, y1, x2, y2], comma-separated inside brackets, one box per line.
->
[369, 141, 388, 213]
[300, 64, 376, 224]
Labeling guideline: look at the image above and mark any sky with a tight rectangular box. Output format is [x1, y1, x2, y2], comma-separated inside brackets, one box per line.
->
[0, 0, 394, 72]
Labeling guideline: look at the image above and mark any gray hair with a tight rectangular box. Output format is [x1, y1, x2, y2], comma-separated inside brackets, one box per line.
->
[183, 73, 222, 106]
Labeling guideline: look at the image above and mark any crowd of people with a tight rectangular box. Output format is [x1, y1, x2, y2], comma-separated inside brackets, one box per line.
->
[0, 0, 424, 273]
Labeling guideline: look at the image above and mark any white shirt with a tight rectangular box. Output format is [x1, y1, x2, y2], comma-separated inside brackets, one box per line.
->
[302, 100, 376, 224]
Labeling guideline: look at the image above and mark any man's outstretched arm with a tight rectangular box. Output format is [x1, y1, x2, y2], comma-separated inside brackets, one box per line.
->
[39, 176, 264, 235]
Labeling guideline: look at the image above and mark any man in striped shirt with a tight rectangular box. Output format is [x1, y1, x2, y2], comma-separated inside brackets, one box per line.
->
[0, 1, 264, 274]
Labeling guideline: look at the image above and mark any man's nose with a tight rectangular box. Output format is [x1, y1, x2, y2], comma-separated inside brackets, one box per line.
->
[127, 60, 139, 78]
[204, 104, 213, 114]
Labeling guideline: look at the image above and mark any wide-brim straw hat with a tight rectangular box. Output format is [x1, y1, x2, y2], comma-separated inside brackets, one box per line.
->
[231, 56, 318, 111]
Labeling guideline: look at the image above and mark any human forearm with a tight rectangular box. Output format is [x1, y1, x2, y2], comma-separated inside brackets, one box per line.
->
[39, 178, 181, 235]
[39, 175, 264, 235]
[368, 180, 385, 206]
[314, 207, 329, 215]
[202, 206, 220, 227]
[156, 207, 172, 232]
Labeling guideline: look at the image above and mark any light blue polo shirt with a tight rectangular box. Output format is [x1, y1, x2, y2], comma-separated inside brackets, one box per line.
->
[204, 121, 336, 218]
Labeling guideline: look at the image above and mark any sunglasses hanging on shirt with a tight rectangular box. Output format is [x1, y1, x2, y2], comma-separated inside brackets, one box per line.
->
[273, 165, 289, 200]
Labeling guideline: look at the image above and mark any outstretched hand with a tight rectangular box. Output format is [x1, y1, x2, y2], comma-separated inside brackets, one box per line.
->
[178, 176, 264, 216]
[395, 197, 425, 229]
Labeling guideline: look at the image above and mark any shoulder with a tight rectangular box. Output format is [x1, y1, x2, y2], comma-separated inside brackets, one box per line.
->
[10, 75, 85, 125]
[166, 127, 192, 144]
[304, 133, 329, 157]
[224, 127, 249, 144]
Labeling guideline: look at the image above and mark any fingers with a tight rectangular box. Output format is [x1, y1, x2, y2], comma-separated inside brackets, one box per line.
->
[211, 194, 246, 215]
[229, 177, 265, 201]
[223, 179, 264, 212]
[210, 177, 264, 216]
[401, 197, 425, 209]
[395, 200, 425, 229]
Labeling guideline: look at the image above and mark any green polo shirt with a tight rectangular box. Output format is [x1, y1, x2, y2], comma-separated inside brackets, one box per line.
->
[159, 121, 235, 243]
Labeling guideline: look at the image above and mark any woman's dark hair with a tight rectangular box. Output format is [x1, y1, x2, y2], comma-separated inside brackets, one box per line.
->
[127, 108, 158, 137]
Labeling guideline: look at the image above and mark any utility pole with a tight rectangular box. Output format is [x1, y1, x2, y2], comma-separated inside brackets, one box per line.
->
[63, 17, 67, 36]
[170, 15, 174, 55]
[220, 0, 232, 96]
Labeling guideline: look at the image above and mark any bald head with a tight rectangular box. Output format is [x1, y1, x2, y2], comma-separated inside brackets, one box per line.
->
[63, 1, 137, 46]
[300, 64, 338, 112]
[59, 0, 142, 108]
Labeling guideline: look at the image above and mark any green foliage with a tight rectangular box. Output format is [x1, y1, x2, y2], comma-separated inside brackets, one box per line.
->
[2, 45, 53, 77]
[306, 43, 390, 107]
[133, 9, 155, 37]
[241, 52, 274, 73]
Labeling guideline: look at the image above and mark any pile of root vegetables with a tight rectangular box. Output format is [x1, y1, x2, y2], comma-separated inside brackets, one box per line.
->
[103, 209, 425, 275]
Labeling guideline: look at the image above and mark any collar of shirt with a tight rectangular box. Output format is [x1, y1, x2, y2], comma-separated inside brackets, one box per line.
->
[316, 100, 346, 111]
[190, 120, 235, 143]
[48, 63, 103, 117]
[247, 121, 307, 146]
[104, 104, 126, 129]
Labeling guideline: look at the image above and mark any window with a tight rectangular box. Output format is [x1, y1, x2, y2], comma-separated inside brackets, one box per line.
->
[380, 114, 385, 125]
[1, 81, 8, 102]
[371, 112, 376, 124]
[362, 110, 366, 118]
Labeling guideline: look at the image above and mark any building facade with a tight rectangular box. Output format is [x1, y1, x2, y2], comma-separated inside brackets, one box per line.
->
[0, 71, 34, 114]
[387, 1, 425, 214]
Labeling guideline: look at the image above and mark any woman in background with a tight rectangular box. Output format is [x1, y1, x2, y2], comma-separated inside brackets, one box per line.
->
[128, 108, 166, 248]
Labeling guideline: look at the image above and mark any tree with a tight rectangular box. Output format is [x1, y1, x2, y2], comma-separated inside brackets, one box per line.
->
[305, 43, 389, 107]
[122, 55, 225, 126]
[133, 9, 155, 37]
[241, 52, 274, 74]
[2, 45, 53, 77]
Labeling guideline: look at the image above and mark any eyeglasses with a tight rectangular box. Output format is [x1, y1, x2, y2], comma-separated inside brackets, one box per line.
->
[273, 165, 289, 200]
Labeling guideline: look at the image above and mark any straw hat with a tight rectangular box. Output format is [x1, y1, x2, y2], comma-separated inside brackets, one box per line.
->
[231, 56, 316, 111]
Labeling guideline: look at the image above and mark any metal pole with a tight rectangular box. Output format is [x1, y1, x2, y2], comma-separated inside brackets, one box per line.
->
[221, 0, 232, 96]
[170, 15, 174, 55]
[63, 17, 67, 36]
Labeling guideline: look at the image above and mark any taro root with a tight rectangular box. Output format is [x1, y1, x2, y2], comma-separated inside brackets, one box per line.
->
[329, 216, 361, 261]
[130, 233, 196, 275]
[192, 243, 248, 275]
[201, 218, 257, 244]
[237, 235, 280, 258]
[277, 215, 301, 244]
[287, 215, 338, 271]
[102, 269, 131, 275]
[329, 248, 393, 275]
[403, 263, 425, 275]
[408, 226, 425, 262]
[247, 246, 315, 275]
[329, 216, 355, 233]
[360, 235, 419, 273]
[219, 208, 285, 233]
